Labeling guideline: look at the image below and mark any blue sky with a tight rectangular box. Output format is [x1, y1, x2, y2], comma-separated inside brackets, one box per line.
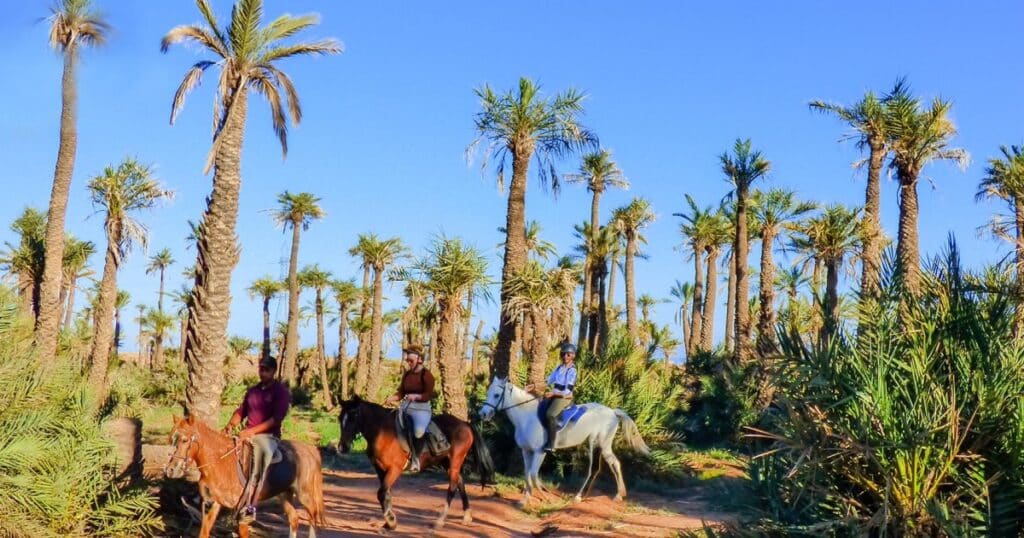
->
[1, 1, 1022, 360]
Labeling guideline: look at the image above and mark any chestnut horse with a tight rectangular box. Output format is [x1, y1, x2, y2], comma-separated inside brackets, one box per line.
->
[164, 415, 326, 538]
[337, 397, 495, 530]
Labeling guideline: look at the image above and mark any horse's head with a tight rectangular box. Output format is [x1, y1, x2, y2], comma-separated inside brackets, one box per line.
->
[164, 415, 199, 479]
[337, 397, 363, 453]
[478, 376, 510, 421]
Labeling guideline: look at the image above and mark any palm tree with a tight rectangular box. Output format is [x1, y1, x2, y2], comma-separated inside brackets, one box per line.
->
[720, 139, 771, 361]
[668, 280, 693, 354]
[331, 279, 359, 399]
[145, 248, 175, 314]
[977, 144, 1024, 334]
[247, 276, 283, 362]
[357, 235, 406, 400]
[86, 159, 171, 393]
[505, 260, 572, 389]
[750, 189, 815, 351]
[348, 234, 375, 396]
[227, 335, 256, 363]
[810, 89, 890, 299]
[775, 264, 809, 337]
[611, 197, 655, 341]
[60, 236, 95, 330]
[134, 303, 147, 360]
[298, 264, 333, 406]
[2, 209, 48, 316]
[143, 308, 176, 370]
[791, 206, 861, 346]
[700, 209, 732, 351]
[467, 77, 596, 379]
[675, 195, 715, 354]
[582, 225, 620, 354]
[113, 290, 130, 357]
[34, 0, 108, 362]
[163, 0, 341, 423]
[566, 149, 628, 345]
[272, 191, 325, 384]
[169, 284, 192, 362]
[411, 237, 490, 419]
[885, 85, 969, 297]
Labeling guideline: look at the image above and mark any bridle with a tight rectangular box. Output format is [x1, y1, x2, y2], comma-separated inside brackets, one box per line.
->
[164, 431, 197, 476]
[480, 380, 538, 414]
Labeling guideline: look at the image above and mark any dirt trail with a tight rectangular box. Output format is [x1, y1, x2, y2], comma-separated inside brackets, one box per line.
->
[262, 468, 731, 537]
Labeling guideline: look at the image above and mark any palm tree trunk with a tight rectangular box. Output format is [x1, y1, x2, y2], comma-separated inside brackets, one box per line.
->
[337, 301, 349, 400]
[756, 229, 777, 352]
[1015, 198, 1024, 337]
[88, 224, 119, 397]
[158, 268, 166, 314]
[810, 257, 823, 340]
[114, 306, 122, 358]
[607, 254, 618, 313]
[261, 296, 271, 361]
[493, 148, 532, 379]
[577, 260, 592, 348]
[624, 235, 638, 340]
[860, 139, 885, 299]
[315, 289, 332, 407]
[510, 316, 523, 381]
[153, 333, 164, 371]
[470, 319, 484, 379]
[895, 174, 922, 297]
[701, 248, 719, 350]
[36, 47, 81, 363]
[734, 187, 752, 361]
[596, 268, 610, 356]
[63, 276, 77, 330]
[436, 297, 468, 419]
[680, 305, 690, 358]
[183, 89, 248, 424]
[688, 247, 705, 355]
[821, 257, 841, 348]
[725, 253, 736, 353]
[520, 313, 532, 369]
[365, 266, 386, 401]
[527, 309, 550, 389]
[283, 219, 302, 385]
[178, 315, 186, 362]
[461, 288, 474, 360]
[353, 267, 371, 396]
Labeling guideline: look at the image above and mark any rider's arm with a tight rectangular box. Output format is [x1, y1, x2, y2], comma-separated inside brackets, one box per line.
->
[419, 370, 436, 402]
[224, 390, 250, 432]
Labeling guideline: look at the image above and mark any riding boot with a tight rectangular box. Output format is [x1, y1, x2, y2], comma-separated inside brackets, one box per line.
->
[406, 429, 421, 472]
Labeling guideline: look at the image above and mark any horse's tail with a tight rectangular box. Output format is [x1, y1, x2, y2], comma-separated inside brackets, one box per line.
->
[303, 447, 328, 527]
[614, 409, 651, 456]
[468, 420, 496, 487]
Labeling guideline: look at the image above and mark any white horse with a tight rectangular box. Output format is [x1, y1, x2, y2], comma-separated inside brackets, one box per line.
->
[477, 376, 650, 507]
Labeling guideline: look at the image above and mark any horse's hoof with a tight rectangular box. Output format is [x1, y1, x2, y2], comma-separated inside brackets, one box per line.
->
[613, 494, 623, 502]
[462, 510, 473, 525]
[383, 514, 398, 530]
[573, 495, 582, 503]
[516, 499, 528, 510]
[433, 519, 446, 530]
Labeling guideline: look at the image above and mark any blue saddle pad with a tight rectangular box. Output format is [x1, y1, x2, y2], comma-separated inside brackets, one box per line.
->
[556, 405, 587, 430]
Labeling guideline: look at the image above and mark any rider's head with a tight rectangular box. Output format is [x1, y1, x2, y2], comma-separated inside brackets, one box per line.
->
[258, 356, 277, 384]
[559, 342, 577, 364]
[403, 344, 424, 369]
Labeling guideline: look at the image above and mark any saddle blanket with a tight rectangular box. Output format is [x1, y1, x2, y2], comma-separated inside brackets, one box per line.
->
[556, 404, 588, 431]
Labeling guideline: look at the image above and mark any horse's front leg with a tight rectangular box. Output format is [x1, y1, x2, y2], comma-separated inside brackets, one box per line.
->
[517, 448, 533, 508]
[435, 466, 461, 529]
[198, 501, 221, 538]
[378, 466, 402, 530]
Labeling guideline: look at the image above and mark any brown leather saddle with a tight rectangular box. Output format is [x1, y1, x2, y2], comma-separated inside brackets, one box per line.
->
[395, 413, 451, 456]
[234, 440, 296, 505]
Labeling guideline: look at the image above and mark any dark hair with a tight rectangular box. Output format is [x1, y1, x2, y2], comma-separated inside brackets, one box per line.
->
[259, 357, 278, 370]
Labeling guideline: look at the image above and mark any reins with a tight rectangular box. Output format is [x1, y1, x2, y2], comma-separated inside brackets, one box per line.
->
[480, 382, 540, 413]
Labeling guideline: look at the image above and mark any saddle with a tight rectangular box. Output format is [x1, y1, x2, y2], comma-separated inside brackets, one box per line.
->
[537, 400, 589, 432]
[235, 440, 294, 504]
[395, 413, 451, 456]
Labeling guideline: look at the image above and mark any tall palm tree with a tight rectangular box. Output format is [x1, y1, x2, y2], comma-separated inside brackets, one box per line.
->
[412, 237, 490, 419]
[145, 248, 175, 314]
[359, 235, 406, 400]
[467, 77, 596, 379]
[977, 144, 1024, 334]
[113, 289, 130, 357]
[163, 0, 340, 423]
[272, 191, 325, 385]
[810, 89, 890, 299]
[720, 139, 771, 361]
[85, 159, 171, 393]
[2, 209, 48, 316]
[750, 189, 815, 351]
[700, 209, 732, 351]
[584, 226, 620, 354]
[885, 85, 968, 297]
[35, 0, 108, 362]
[566, 149, 628, 345]
[775, 264, 809, 337]
[60, 236, 95, 330]
[134, 303, 147, 360]
[143, 308, 176, 370]
[611, 197, 655, 340]
[298, 264, 333, 406]
[247, 276, 283, 361]
[348, 234, 375, 396]
[331, 279, 359, 400]
[791, 206, 861, 346]
[668, 280, 693, 354]
[505, 260, 572, 389]
[675, 195, 715, 355]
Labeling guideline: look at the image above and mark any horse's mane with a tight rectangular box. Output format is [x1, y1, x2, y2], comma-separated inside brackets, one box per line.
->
[186, 416, 233, 452]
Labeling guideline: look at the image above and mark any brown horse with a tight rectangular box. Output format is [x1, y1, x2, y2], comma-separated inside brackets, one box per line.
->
[337, 397, 495, 530]
[164, 415, 327, 538]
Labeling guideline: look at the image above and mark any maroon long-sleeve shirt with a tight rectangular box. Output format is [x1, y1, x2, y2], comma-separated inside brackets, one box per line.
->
[236, 381, 291, 438]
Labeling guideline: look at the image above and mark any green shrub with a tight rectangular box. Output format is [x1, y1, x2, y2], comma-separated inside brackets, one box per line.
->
[0, 352, 161, 536]
[748, 243, 1024, 535]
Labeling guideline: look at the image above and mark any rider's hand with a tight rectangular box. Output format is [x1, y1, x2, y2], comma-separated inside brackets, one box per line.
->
[544, 391, 554, 399]
[222, 425, 234, 435]
[524, 383, 536, 393]
[238, 429, 255, 441]
[384, 394, 400, 406]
